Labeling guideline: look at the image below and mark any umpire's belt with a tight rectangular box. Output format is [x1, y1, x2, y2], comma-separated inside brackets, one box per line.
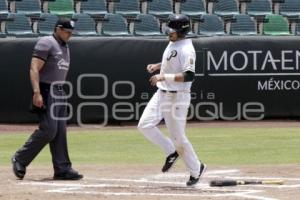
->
[40, 82, 64, 91]
[160, 89, 177, 94]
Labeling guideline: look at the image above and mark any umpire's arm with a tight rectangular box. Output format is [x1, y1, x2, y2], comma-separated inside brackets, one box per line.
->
[30, 58, 45, 108]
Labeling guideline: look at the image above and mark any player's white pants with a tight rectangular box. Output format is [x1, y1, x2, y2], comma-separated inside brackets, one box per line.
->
[138, 90, 201, 177]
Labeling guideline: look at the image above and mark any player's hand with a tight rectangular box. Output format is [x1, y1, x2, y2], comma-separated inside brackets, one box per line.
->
[33, 93, 44, 108]
[147, 64, 159, 73]
[149, 75, 165, 86]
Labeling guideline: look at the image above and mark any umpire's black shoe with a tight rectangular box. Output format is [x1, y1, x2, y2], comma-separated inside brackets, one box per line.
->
[53, 169, 83, 180]
[162, 151, 179, 173]
[186, 162, 206, 186]
[11, 156, 26, 180]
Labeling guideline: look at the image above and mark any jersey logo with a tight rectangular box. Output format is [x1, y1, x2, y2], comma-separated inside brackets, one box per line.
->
[167, 50, 177, 61]
[57, 59, 69, 71]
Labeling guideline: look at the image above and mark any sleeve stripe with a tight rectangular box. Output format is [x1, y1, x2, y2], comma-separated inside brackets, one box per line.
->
[32, 55, 46, 62]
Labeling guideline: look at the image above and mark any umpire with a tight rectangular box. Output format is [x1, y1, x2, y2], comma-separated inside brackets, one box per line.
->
[11, 18, 83, 180]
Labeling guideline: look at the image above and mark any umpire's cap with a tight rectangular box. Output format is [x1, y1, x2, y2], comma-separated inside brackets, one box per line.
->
[55, 18, 75, 32]
[165, 14, 190, 35]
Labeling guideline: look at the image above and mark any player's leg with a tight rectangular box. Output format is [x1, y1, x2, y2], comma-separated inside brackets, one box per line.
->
[163, 93, 204, 185]
[137, 91, 175, 156]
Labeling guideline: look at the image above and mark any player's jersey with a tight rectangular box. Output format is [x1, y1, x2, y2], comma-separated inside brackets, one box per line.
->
[157, 38, 196, 91]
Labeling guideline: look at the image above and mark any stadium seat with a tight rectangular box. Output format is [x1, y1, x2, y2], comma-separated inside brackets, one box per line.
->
[72, 13, 98, 36]
[6, 13, 38, 37]
[81, 0, 107, 17]
[280, 0, 300, 17]
[37, 13, 58, 36]
[148, 0, 173, 18]
[0, 0, 8, 18]
[198, 14, 225, 36]
[263, 14, 291, 35]
[231, 14, 257, 35]
[15, 0, 42, 17]
[133, 14, 163, 36]
[180, 0, 206, 19]
[48, 0, 75, 17]
[213, 0, 239, 17]
[101, 13, 130, 36]
[114, 0, 140, 18]
[296, 23, 300, 35]
[246, 0, 272, 17]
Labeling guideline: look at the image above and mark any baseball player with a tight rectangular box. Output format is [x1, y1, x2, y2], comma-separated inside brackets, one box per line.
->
[11, 18, 83, 180]
[138, 14, 206, 186]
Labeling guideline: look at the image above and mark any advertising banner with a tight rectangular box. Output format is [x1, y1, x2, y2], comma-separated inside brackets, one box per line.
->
[0, 37, 300, 123]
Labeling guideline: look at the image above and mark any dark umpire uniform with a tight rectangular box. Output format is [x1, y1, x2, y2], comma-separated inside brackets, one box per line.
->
[12, 18, 83, 180]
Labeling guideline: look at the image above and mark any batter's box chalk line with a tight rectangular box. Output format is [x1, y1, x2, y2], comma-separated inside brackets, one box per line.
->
[17, 169, 300, 200]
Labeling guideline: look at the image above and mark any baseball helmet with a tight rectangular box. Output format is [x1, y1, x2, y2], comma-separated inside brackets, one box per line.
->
[165, 14, 190, 35]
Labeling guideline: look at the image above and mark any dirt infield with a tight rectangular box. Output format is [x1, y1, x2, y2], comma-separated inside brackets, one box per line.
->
[1, 164, 300, 200]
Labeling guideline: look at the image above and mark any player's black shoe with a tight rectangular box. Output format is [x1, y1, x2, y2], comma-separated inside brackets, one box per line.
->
[186, 162, 206, 186]
[162, 151, 179, 172]
[54, 168, 83, 180]
[12, 156, 26, 180]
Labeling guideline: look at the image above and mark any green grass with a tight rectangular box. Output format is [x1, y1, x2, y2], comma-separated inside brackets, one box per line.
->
[1, 127, 300, 166]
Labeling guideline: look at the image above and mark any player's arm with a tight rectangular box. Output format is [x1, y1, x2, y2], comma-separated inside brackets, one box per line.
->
[149, 51, 195, 86]
[30, 57, 45, 108]
[147, 63, 161, 73]
[169, 71, 195, 82]
[149, 71, 194, 86]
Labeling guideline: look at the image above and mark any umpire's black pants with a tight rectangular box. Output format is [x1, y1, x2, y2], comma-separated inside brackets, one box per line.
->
[15, 82, 72, 174]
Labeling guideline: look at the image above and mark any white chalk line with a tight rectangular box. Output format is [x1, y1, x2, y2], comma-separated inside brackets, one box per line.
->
[17, 168, 300, 200]
[20, 179, 268, 200]
[20, 181, 249, 192]
[220, 176, 300, 181]
[248, 184, 300, 189]
[47, 189, 268, 199]
[83, 169, 241, 186]
[149, 169, 241, 180]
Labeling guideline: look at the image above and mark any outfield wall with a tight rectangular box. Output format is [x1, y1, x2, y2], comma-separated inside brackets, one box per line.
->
[0, 36, 300, 123]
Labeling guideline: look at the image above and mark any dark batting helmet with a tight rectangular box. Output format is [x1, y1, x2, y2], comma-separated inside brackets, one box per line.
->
[165, 14, 190, 36]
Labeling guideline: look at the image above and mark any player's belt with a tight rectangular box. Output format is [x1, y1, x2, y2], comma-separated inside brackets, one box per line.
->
[161, 89, 177, 93]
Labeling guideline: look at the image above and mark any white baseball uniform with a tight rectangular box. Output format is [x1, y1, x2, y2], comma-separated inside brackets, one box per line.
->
[138, 38, 201, 177]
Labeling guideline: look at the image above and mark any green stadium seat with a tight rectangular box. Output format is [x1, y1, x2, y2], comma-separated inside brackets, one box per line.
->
[133, 14, 163, 36]
[213, 0, 239, 17]
[48, 0, 74, 17]
[263, 14, 291, 35]
[0, 0, 8, 18]
[246, 0, 272, 17]
[6, 13, 38, 37]
[81, 0, 107, 17]
[231, 14, 257, 35]
[280, 0, 300, 17]
[114, 0, 140, 18]
[181, 0, 206, 19]
[15, 0, 42, 17]
[72, 13, 98, 36]
[101, 13, 131, 36]
[148, 0, 173, 18]
[198, 14, 225, 36]
[37, 13, 58, 36]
